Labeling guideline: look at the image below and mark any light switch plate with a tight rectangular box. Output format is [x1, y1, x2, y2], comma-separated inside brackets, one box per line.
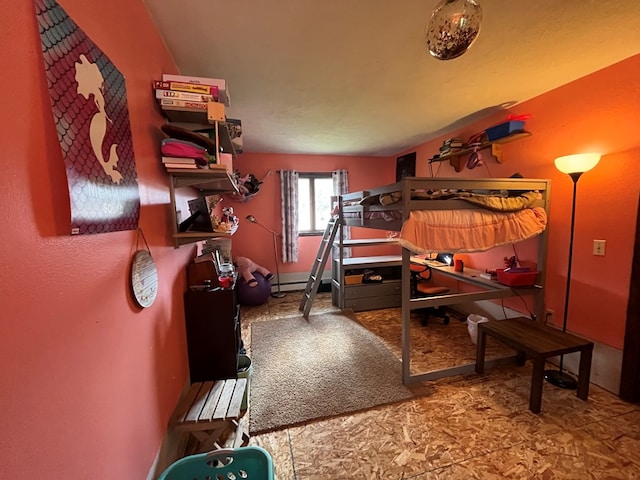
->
[593, 239, 606, 256]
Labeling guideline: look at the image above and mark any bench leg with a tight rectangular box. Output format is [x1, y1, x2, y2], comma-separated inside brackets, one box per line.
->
[576, 346, 593, 401]
[475, 328, 487, 374]
[529, 357, 545, 413]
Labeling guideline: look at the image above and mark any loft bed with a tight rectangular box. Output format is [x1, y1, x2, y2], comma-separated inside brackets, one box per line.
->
[336, 177, 551, 385]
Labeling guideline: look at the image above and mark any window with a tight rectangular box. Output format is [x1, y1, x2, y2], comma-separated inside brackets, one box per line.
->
[298, 173, 333, 235]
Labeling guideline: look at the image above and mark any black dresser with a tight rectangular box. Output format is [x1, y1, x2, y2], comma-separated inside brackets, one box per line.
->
[183, 285, 242, 383]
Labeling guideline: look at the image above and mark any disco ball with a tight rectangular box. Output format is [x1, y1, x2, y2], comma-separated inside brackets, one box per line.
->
[425, 0, 482, 60]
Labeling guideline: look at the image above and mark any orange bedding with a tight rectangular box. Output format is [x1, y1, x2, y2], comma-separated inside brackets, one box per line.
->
[397, 206, 547, 254]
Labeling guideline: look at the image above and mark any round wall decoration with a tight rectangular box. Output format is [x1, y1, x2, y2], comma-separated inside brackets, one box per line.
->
[130, 229, 158, 308]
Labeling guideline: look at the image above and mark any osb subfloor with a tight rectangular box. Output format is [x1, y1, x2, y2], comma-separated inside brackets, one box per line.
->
[240, 292, 640, 480]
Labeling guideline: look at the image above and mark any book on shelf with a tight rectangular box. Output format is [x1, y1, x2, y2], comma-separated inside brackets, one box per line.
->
[159, 98, 208, 110]
[165, 164, 229, 173]
[162, 156, 202, 164]
[163, 162, 201, 170]
[153, 80, 218, 96]
[155, 88, 217, 102]
[162, 74, 230, 106]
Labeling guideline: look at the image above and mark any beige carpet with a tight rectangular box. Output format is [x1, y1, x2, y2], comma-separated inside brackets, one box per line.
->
[249, 310, 415, 434]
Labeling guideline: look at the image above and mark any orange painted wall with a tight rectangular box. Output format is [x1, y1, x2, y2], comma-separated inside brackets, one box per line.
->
[228, 153, 397, 273]
[227, 56, 639, 353]
[0, 0, 191, 478]
[403, 55, 640, 349]
[1, 0, 638, 477]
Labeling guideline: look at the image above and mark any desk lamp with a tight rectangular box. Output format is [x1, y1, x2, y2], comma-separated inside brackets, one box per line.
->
[544, 153, 600, 389]
[246, 215, 286, 298]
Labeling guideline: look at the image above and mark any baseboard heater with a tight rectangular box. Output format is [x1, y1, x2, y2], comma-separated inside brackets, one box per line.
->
[271, 272, 331, 292]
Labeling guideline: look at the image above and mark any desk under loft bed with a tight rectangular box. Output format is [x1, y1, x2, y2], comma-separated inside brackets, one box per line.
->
[334, 177, 551, 385]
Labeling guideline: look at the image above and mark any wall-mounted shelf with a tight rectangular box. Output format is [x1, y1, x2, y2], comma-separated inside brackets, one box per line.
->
[429, 131, 531, 167]
[169, 169, 240, 247]
[165, 118, 237, 159]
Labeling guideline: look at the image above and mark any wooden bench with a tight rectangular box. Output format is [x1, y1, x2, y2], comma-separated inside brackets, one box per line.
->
[171, 379, 249, 454]
[475, 317, 594, 413]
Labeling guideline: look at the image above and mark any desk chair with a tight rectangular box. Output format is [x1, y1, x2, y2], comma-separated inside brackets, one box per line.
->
[410, 263, 450, 325]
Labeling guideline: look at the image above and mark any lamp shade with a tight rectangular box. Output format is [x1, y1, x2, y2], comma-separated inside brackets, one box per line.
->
[554, 153, 601, 175]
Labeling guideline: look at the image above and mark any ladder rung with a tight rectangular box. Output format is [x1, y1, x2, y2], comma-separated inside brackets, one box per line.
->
[300, 216, 340, 318]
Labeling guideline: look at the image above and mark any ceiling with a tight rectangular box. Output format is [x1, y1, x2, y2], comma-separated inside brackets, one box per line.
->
[143, 0, 640, 157]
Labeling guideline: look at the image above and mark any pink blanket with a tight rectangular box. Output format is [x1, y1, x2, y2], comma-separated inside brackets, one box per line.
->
[398, 207, 547, 253]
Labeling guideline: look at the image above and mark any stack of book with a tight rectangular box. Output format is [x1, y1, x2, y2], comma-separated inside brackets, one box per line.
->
[161, 155, 206, 171]
[161, 137, 210, 171]
[153, 73, 230, 123]
[438, 137, 465, 157]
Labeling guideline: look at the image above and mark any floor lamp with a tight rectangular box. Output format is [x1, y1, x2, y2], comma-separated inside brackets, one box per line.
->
[245, 215, 286, 298]
[544, 153, 601, 389]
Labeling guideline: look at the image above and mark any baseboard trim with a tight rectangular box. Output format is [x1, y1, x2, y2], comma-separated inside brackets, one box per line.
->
[270, 271, 331, 293]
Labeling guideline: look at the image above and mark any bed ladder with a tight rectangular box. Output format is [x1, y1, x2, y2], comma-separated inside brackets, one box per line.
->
[299, 216, 340, 319]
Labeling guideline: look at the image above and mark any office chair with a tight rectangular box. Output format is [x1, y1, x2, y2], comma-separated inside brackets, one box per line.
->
[410, 263, 450, 325]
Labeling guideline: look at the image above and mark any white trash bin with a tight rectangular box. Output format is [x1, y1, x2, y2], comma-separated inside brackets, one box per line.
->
[237, 354, 252, 410]
[467, 314, 489, 344]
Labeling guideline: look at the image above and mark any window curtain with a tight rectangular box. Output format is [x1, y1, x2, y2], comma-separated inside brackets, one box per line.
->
[332, 169, 351, 258]
[280, 170, 299, 263]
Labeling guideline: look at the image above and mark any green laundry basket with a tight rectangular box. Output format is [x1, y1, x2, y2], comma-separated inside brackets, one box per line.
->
[158, 446, 274, 480]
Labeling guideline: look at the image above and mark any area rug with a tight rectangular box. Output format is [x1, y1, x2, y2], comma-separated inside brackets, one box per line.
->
[249, 310, 415, 434]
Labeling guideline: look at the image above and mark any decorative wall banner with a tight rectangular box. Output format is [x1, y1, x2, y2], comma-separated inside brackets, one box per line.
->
[35, 0, 140, 234]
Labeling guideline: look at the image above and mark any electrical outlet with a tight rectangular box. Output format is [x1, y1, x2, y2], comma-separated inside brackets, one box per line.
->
[545, 309, 554, 324]
[593, 239, 606, 256]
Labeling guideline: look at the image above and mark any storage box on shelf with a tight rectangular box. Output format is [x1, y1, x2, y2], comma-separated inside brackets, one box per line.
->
[485, 120, 525, 142]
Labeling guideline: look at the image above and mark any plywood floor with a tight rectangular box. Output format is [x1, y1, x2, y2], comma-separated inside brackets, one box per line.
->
[240, 292, 640, 480]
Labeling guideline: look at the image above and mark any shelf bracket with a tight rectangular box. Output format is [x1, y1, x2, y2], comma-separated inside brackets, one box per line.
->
[491, 143, 504, 163]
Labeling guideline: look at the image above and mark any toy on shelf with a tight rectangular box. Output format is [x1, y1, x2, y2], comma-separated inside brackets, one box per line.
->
[231, 171, 263, 202]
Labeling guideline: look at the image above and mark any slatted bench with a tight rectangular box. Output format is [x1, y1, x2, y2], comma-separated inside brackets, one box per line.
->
[475, 317, 594, 413]
[171, 379, 249, 454]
